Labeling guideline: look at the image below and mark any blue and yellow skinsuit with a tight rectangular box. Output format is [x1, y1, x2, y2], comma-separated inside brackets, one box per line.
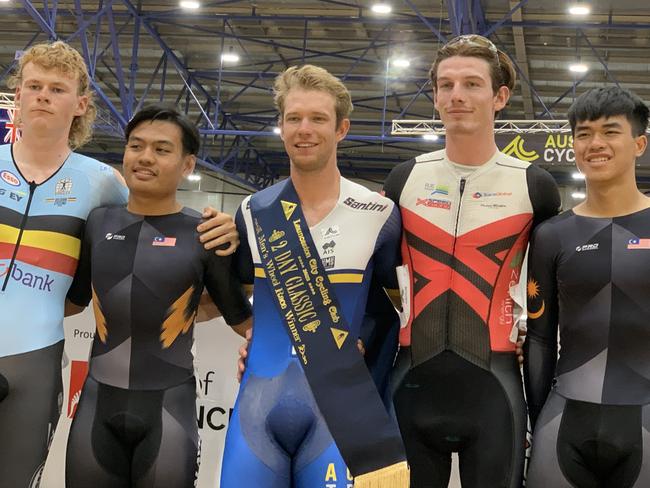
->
[221, 177, 401, 488]
[0, 144, 127, 486]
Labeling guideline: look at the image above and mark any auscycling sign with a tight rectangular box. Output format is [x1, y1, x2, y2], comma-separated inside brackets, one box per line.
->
[496, 133, 650, 165]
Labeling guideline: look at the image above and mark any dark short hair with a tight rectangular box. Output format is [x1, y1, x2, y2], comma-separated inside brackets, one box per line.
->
[125, 103, 200, 155]
[568, 87, 649, 137]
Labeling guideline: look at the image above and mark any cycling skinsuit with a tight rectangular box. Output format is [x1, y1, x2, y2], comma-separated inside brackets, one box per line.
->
[384, 149, 560, 488]
[65, 205, 251, 488]
[221, 177, 401, 488]
[524, 208, 650, 487]
[0, 143, 127, 487]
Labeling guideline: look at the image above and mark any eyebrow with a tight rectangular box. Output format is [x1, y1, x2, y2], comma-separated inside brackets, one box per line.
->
[437, 75, 486, 83]
[23, 78, 69, 86]
[284, 110, 330, 117]
[575, 121, 624, 131]
[128, 136, 175, 146]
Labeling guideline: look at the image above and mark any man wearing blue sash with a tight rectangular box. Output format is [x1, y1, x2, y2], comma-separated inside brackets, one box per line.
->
[221, 65, 409, 488]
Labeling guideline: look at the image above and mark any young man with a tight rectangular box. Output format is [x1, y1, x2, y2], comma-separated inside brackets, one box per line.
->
[222, 65, 408, 488]
[524, 87, 650, 487]
[0, 41, 127, 487]
[383, 35, 560, 487]
[0, 41, 237, 487]
[64, 104, 252, 487]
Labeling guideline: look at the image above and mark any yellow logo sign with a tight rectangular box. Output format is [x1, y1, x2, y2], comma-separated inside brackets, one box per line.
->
[330, 327, 349, 349]
[503, 135, 539, 162]
[281, 200, 297, 220]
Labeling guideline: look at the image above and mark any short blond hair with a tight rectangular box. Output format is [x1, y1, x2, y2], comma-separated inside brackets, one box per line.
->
[273, 65, 353, 128]
[8, 41, 95, 149]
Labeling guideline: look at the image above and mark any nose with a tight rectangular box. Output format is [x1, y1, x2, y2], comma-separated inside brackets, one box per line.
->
[138, 146, 156, 164]
[588, 132, 607, 150]
[297, 117, 313, 135]
[450, 83, 465, 103]
[36, 88, 50, 103]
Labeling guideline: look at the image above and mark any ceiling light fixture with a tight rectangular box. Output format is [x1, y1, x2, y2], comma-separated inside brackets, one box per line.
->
[571, 191, 586, 199]
[568, 4, 591, 16]
[221, 52, 240, 63]
[179, 1, 200, 9]
[569, 62, 588, 73]
[572, 172, 585, 180]
[371, 4, 392, 14]
[187, 173, 202, 181]
[273, 127, 281, 134]
[422, 133, 439, 141]
[392, 58, 410, 68]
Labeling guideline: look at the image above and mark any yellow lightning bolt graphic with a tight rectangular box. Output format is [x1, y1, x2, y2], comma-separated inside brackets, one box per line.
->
[160, 285, 197, 348]
[91, 286, 108, 343]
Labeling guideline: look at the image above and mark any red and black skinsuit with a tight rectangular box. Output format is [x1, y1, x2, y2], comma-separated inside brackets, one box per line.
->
[384, 149, 559, 488]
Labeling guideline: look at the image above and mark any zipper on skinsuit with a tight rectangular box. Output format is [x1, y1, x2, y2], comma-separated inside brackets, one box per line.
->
[444, 177, 466, 346]
[2, 181, 37, 291]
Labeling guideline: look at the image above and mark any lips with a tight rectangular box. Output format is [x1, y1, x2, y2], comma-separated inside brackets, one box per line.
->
[586, 155, 610, 163]
[132, 167, 156, 179]
[295, 143, 317, 148]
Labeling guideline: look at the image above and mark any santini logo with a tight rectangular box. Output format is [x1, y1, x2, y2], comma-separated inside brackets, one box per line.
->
[343, 197, 388, 212]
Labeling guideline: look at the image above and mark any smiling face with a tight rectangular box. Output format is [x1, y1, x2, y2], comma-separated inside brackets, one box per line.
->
[122, 120, 195, 199]
[279, 88, 350, 174]
[15, 62, 88, 141]
[573, 115, 647, 185]
[433, 55, 509, 136]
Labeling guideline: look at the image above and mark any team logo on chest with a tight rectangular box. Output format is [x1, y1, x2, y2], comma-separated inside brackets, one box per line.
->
[322, 240, 336, 255]
[576, 243, 599, 252]
[46, 177, 77, 206]
[418, 182, 452, 209]
[320, 225, 340, 239]
[55, 177, 73, 195]
[105, 233, 126, 241]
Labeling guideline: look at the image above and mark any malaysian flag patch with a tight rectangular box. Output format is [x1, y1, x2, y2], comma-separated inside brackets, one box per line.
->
[152, 236, 176, 247]
[628, 238, 650, 249]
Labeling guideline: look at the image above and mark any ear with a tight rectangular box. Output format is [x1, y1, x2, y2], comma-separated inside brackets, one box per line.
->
[635, 134, 647, 158]
[74, 94, 89, 117]
[335, 118, 350, 143]
[432, 88, 439, 112]
[493, 85, 510, 112]
[14, 86, 21, 107]
[182, 154, 196, 178]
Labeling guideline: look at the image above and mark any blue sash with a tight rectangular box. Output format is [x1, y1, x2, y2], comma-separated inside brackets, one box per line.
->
[250, 179, 408, 486]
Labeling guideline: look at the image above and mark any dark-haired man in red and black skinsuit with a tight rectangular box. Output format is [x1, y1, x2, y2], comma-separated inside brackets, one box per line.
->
[384, 35, 560, 488]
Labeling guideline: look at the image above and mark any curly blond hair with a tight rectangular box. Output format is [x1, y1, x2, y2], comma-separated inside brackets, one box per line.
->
[274, 65, 353, 128]
[8, 41, 95, 149]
